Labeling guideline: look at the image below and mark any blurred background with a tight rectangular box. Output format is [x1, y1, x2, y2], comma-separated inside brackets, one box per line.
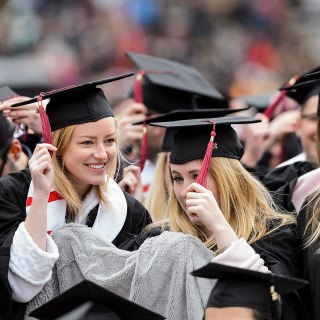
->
[0, 0, 320, 104]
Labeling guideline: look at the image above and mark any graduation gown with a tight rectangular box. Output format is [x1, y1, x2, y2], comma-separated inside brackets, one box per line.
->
[262, 161, 317, 212]
[297, 198, 320, 320]
[0, 169, 152, 320]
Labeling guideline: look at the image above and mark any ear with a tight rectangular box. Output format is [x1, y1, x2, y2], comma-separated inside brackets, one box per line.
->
[9, 139, 22, 161]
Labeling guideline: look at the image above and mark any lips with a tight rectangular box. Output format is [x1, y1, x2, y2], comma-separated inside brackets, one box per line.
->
[86, 163, 106, 169]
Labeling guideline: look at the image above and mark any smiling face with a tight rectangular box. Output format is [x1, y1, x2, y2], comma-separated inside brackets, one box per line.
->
[62, 117, 117, 197]
[170, 159, 221, 227]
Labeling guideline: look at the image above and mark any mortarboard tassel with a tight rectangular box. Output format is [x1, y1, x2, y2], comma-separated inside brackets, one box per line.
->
[139, 122, 148, 171]
[134, 71, 148, 171]
[37, 95, 53, 145]
[263, 75, 299, 119]
[196, 121, 216, 187]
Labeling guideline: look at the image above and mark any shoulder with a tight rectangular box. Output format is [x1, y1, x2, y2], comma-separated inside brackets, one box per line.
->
[0, 169, 31, 194]
[263, 161, 316, 188]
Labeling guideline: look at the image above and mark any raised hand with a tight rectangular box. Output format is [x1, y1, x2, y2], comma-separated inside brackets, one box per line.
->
[28, 143, 57, 196]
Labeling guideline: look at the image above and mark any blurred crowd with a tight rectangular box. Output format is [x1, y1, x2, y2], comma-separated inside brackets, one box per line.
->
[1, 0, 320, 102]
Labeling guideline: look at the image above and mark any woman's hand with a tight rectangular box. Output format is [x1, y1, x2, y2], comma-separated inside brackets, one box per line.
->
[185, 182, 238, 249]
[118, 165, 143, 201]
[185, 182, 224, 233]
[28, 143, 57, 196]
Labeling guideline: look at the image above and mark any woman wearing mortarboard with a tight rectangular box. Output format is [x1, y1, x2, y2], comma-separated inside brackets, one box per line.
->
[123, 115, 305, 319]
[0, 74, 152, 320]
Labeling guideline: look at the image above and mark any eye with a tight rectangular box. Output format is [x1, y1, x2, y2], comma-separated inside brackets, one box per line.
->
[172, 176, 183, 183]
[80, 140, 93, 145]
[192, 173, 198, 180]
[104, 138, 115, 146]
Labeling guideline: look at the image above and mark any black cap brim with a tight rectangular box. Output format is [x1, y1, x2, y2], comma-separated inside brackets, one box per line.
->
[150, 116, 260, 128]
[29, 280, 166, 320]
[133, 107, 249, 125]
[191, 262, 308, 295]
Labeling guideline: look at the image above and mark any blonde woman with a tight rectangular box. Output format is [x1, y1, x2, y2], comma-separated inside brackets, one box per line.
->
[125, 116, 302, 318]
[0, 76, 152, 320]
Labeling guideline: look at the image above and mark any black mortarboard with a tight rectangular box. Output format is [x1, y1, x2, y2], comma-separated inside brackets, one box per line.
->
[150, 116, 260, 163]
[0, 86, 19, 102]
[29, 279, 166, 320]
[135, 108, 249, 153]
[192, 263, 308, 319]
[126, 52, 227, 112]
[278, 66, 320, 105]
[10, 73, 134, 143]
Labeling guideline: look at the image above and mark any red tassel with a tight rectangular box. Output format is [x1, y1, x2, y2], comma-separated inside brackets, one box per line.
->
[37, 95, 53, 145]
[196, 122, 216, 187]
[133, 69, 171, 172]
[263, 75, 299, 119]
[139, 122, 148, 171]
[134, 71, 146, 103]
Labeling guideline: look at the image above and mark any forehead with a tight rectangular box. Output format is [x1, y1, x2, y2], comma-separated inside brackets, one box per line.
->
[72, 117, 116, 137]
[303, 95, 318, 113]
[170, 159, 202, 172]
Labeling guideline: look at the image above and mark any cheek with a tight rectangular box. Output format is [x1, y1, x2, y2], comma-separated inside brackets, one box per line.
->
[107, 145, 117, 161]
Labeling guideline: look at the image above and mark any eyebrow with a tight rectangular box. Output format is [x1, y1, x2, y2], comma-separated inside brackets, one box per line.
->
[79, 132, 116, 139]
[171, 169, 199, 175]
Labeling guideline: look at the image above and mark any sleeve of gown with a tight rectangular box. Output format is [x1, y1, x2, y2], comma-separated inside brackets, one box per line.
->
[251, 223, 300, 276]
[211, 238, 269, 273]
[9, 222, 59, 303]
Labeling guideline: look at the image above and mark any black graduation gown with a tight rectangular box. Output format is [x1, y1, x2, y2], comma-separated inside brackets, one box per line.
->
[262, 161, 317, 212]
[0, 169, 152, 320]
[297, 198, 320, 320]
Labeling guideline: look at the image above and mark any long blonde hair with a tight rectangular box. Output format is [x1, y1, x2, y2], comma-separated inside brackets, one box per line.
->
[167, 157, 296, 249]
[51, 119, 120, 220]
[144, 152, 170, 222]
[302, 118, 320, 247]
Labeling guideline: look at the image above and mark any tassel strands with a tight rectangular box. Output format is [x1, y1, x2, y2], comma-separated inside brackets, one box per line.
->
[37, 95, 53, 145]
[196, 121, 217, 187]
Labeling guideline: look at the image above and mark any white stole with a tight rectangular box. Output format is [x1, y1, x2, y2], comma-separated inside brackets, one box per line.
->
[25, 177, 127, 243]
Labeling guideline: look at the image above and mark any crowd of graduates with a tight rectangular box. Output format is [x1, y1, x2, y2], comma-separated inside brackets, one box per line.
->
[1, 49, 320, 319]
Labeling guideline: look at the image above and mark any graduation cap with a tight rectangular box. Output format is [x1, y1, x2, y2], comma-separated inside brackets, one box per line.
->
[150, 116, 260, 186]
[134, 108, 249, 169]
[29, 279, 166, 320]
[278, 66, 320, 105]
[0, 86, 19, 102]
[191, 262, 308, 319]
[10, 73, 134, 144]
[126, 51, 227, 112]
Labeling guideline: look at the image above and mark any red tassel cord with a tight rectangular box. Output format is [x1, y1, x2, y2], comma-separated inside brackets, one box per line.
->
[196, 122, 217, 187]
[263, 75, 299, 120]
[139, 122, 148, 171]
[134, 71, 146, 103]
[37, 95, 53, 145]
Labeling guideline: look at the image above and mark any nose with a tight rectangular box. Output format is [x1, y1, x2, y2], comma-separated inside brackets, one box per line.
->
[93, 142, 108, 160]
[180, 183, 188, 201]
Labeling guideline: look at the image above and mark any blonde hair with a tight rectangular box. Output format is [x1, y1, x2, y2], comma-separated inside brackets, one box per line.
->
[166, 157, 296, 250]
[302, 118, 320, 247]
[144, 152, 170, 222]
[51, 118, 119, 220]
